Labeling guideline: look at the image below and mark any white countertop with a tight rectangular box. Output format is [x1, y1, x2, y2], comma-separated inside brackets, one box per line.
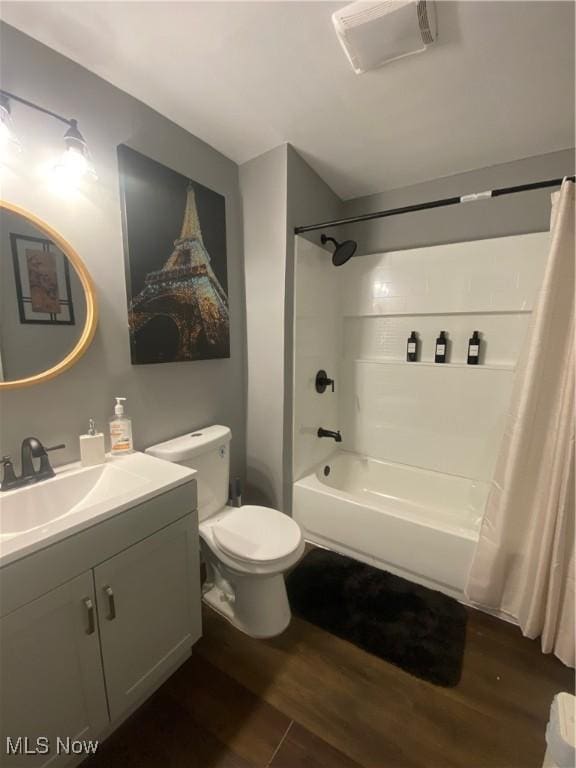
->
[0, 452, 196, 568]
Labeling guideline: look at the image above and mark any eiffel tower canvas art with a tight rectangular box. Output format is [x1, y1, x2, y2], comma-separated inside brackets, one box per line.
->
[118, 145, 230, 364]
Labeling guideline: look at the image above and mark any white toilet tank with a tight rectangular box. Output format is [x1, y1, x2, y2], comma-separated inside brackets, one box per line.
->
[146, 425, 232, 521]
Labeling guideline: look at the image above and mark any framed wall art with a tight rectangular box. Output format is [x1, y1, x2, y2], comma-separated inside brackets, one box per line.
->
[118, 144, 230, 364]
[10, 232, 75, 325]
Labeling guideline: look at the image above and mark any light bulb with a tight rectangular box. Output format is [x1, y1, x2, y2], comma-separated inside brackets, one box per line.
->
[54, 146, 88, 184]
[52, 119, 97, 187]
[0, 101, 22, 155]
[0, 118, 11, 146]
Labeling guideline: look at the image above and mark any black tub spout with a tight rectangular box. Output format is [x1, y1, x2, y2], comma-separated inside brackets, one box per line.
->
[317, 428, 342, 442]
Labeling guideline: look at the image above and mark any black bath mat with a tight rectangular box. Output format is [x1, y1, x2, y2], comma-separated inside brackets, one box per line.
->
[286, 548, 467, 687]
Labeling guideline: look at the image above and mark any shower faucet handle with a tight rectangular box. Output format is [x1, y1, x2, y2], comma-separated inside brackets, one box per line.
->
[315, 370, 335, 394]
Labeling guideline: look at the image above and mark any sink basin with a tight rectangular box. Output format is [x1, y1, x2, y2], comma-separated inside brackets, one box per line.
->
[1, 462, 145, 536]
[0, 452, 195, 566]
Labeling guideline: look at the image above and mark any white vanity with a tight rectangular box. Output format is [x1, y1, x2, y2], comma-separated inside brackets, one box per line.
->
[0, 452, 201, 767]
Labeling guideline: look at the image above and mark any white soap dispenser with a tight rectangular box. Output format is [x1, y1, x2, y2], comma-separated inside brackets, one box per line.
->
[80, 418, 106, 467]
[109, 397, 134, 456]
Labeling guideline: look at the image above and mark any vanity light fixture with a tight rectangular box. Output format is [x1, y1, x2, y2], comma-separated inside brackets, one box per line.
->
[0, 89, 96, 182]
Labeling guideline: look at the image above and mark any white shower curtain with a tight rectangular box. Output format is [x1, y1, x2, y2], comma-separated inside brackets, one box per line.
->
[466, 180, 575, 666]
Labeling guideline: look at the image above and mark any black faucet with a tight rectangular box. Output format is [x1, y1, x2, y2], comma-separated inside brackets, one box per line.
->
[315, 370, 335, 394]
[0, 438, 66, 491]
[317, 428, 342, 442]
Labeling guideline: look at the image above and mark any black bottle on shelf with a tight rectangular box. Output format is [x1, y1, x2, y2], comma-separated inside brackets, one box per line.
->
[435, 331, 448, 363]
[406, 331, 419, 362]
[467, 330, 481, 365]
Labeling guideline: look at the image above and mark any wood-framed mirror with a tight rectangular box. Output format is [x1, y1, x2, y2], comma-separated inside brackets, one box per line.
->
[0, 201, 98, 389]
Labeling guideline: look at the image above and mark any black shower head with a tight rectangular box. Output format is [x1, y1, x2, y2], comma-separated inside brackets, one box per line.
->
[320, 234, 357, 266]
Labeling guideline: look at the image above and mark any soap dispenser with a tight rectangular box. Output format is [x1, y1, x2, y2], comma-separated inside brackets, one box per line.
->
[467, 330, 481, 365]
[109, 397, 134, 456]
[80, 418, 106, 467]
[406, 331, 419, 362]
[435, 331, 448, 363]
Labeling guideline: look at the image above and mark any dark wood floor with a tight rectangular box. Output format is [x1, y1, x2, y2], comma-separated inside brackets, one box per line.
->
[87, 604, 574, 768]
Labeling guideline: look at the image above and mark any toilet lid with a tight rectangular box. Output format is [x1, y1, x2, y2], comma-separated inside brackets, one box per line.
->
[213, 506, 302, 563]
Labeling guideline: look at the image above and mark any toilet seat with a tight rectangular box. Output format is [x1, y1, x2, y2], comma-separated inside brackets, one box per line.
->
[213, 505, 302, 564]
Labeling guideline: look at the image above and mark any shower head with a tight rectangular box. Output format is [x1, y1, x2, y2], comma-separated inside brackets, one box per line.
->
[320, 234, 357, 266]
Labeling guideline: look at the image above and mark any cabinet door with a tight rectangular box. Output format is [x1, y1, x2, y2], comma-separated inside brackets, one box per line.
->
[94, 514, 201, 721]
[0, 572, 109, 767]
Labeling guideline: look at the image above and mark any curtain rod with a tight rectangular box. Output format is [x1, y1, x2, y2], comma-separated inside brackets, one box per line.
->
[294, 175, 575, 234]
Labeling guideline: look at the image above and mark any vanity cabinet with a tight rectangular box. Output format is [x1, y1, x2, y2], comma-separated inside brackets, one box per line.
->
[94, 515, 198, 721]
[0, 482, 200, 767]
[0, 572, 108, 768]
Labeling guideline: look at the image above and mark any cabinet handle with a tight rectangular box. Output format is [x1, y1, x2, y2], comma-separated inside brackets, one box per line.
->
[103, 585, 116, 620]
[83, 597, 95, 635]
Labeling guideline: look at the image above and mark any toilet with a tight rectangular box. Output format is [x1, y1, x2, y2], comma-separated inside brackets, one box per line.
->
[146, 425, 305, 638]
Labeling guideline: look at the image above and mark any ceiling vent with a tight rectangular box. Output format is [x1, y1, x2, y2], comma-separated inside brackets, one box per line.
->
[332, 0, 437, 74]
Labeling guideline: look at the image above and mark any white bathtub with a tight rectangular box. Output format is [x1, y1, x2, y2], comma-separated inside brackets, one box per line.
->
[292, 451, 488, 598]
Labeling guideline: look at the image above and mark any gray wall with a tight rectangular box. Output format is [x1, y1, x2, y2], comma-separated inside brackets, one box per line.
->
[240, 144, 342, 511]
[0, 23, 247, 480]
[341, 150, 575, 254]
[239, 145, 288, 508]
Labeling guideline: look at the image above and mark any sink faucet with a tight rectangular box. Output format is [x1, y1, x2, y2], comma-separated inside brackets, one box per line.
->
[1, 438, 66, 491]
[317, 428, 342, 442]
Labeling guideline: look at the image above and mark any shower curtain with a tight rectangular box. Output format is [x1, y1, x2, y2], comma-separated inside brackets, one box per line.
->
[466, 179, 575, 666]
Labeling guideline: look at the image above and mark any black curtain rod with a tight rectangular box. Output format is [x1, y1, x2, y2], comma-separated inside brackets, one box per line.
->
[294, 175, 575, 234]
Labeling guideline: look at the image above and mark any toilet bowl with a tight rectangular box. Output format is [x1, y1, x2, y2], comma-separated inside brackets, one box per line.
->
[200, 505, 305, 637]
[146, 426, 304, 638]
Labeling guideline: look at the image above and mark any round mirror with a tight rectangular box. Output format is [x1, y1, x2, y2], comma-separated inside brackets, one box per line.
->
[0, 202, 98, 389]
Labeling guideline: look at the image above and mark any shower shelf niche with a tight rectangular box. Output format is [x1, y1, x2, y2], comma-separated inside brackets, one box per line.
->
[352, 359, 516, 371]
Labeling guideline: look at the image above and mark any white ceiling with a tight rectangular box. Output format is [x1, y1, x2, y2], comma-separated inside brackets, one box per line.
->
[2, 1, 574, 199]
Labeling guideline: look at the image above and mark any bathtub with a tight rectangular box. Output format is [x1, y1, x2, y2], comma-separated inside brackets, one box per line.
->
[292, 451, 488, 598]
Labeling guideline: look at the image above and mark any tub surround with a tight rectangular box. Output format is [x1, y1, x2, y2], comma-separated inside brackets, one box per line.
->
[293, 232, 549, 596]
[294, 232, 549, 483]
[339, 232, 548, 480]
[292, 237, 341, 481]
